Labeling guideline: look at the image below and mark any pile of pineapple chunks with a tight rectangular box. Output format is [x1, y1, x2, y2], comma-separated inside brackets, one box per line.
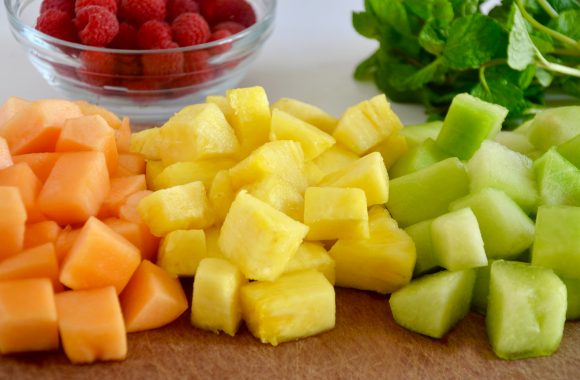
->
[130, 86, 416, 345]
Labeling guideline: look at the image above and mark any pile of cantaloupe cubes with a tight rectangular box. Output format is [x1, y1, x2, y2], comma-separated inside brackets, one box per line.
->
[0, 86, 417, 363]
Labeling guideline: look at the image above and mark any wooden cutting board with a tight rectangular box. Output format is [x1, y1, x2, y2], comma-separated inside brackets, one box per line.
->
[1, 284, 579, 379]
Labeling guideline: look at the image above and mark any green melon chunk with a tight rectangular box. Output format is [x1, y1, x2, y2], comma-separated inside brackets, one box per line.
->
[468, 140, 539, 214]
[527, 106, 580, 152]
[560, 276, 580, 321]
[493, 131, 537, 157]
[435, 93, 508, 160]
[389, 269, 476, 339]
[512, 119, 534, 137]
[486, 260, 567, 360]
[404, 219, 439, 277]
[471, 260, 494, 315]
[400, 121, 443, 148]
[450, 188, 535, 260]
[531, 205, 580, 279]
[557, 134, 580, 169]
[387, 157, 469, 227]
[533, 148, 580, 207]
[389, 138, 449, 179]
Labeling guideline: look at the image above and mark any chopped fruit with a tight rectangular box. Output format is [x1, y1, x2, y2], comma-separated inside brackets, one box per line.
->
[172, 12, 211, 46]
[0, 186, 27, 260]
[40, 0, 75, 16]
[78, 51, 117, 86]
[213, 21, 245, 34]
[167, 0, 200, 22]
[200, 0, 256, 27]
[141, 41, 185, 77]
[35, 9, 79, 42]
[75, 0, 118, 14]
[75, 6, 120, 47]
[120, 0, 167, 25]
[109, 22, 139, 49]
[137, 20, 173, 49]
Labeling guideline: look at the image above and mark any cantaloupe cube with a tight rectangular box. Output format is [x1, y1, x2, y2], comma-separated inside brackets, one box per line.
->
[115, 152, 146, 177]
[0, 186, 27, 260]
[103, 218, 159, 262]
[54, 226, 81, 263]
[115, 117, 132, 153]
[0, 96, 29, 130]
[12, 152, 62, 182]
[0, 162, 45, 222]
[243, 175, 304, 221]
[0, 137, 12, 170]
[271, 97, 338, 134]
[119, 260, 188, 333]
[59, 217, 141, 294]
[0, 243, 62, 291]
[283, 242, 335, 284]
[157, 229, 207, 276]
[153, 159, 236, 190]
[99, 175, 147, 218]
[208, 170, 236, 224]
[37, 152, 110, 226]
[55, 286, 126, 363]
[74, 100, 122, 130]
[119, 190, 152, 224]
[24, 220, 62, 249]
[0, 278, 59, 354]
[55, 115, 118, 175]
[138, 182, 214, 237]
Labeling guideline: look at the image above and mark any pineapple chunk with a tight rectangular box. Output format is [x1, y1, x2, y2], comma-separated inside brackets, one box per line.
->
[204, 226, 225, 258]
[283, 242, 335, 284]
[158, 103, 239, 164]
[329, 205, 416, 294]
[218, 191, 309, 281]
[270, 109, 335, 160]
[371, 131, 409, 169]
[304, 161, 325, 186]
[303, 187, 369, 241]
[153, 159, 236, 190]
[157, 229, 207, 276]
[208, 170, 236, 225]
[137, 181, 214, 236]
[130, 127, 161, 160]
[191, 258, 247, 336]
[243, 175, 304, 221]
[206, 95, 234, 124]
[241, 270, 335, 346]
[145, 160, 165, 189]
[319, 152, 389, 206]
[311, 144, 360, 178]
[271, 97, 338, 134]
[228, 140, 308, 192]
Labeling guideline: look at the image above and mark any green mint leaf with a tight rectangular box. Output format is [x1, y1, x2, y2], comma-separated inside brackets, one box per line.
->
[530, 32, 555, 53]
[419, 22, 447, 55]
[448, 0, 481, 17]
[405, 0, 454, 24]
[442, 14, 507, 69]
[352, 11, 379, 39]
[508, 5, 537, 70]
[560, 76, 580, 97]
[471, 79, 531, 116]
[369, 0, 412, 36]
[354, 52, 379, 80]
[547, 0, 580, 13]
[549, 9, 580, 40]
[486, 63, 537, 89]
[391, 59, 445, 90]
[535, 67, 554, 86]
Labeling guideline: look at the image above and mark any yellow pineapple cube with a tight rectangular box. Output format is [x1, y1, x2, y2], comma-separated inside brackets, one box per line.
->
[157, 229, 207, 276]
[228, 140, 308, 192]
[226, 86, 271, 158]
[319, 152, 389, 206]
[311, 144, 359, 178]
[137, 181, 214, 236]
[191, 258, 247, 336]
[241, 270, 335, 346]
[145, 160, 165, 189]
[153, 159, 236, 190]
[371, 131, 409, 169]
[304, 161, 325, 186]
[284, 242, 335, 284]
[243, 175, 304, 221]
[206, 95, 234, 124]
[271, 97, 338, 134]
[303, 187, 369, 241]
[130, 127, 161, 160]
[218, 191, 309, 281]
[367, 94, 403, 133]
[159, 103, 239, 164]
[329, 205, 416, 294]
[270, 109, 335, 160]
[204, 226, 225, 258]
[208, 170, 236, 225]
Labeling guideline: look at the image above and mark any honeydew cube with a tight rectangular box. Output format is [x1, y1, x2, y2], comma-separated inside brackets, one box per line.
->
[450, 188, 535, 259]
[129, 127, 161, 160]
[400, 121, 443, 148]
[269, 109, 335, 161]
[208, 170, 236, 225]
[218, 191, 309, 281]
[531, 205, 580, 279]
[533, 148, 580, 207]
[389, 138, 449, 179]
[243, 175, 304, 221]
[389, 269, 476, 339]
[557, 134, 580, 169]
[153, 159, 236, 190]
[311, 144, 359, 178]
[283, 242, 335, 284]
[471, 260, 494, 315]
[271, 97, 338, 134]
[431, 208, 487, 271]
[527, 106, 580, 152]
[387, 157, 469, 227]
[369, 131, 409, 168]
[157, 229, 207, 276]
[404, 219, 439, 277]
[137, 181, 214, 237]
[561, 277, 580, 320]
[319, 152, 389, 206]
[241, 270, 335, 346]
[468, 140, 539, 214]
[436, 93, 507, 160]
[494, 131, 537, 157]
[191, 258, 247, 336]
[329, 206, 416, 294]
[486, 260, 567, 360]
[303, 187, 369, 241]
[158, 103, 239, 164]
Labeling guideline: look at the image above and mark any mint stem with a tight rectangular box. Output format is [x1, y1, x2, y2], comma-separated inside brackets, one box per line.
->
[536, 0, 559, 18]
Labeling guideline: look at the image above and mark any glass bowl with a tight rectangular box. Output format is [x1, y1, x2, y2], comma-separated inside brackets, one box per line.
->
[4, 0, 276, 126]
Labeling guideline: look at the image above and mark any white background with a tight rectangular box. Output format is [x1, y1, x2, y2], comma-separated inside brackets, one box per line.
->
[0, 0, 427, 125]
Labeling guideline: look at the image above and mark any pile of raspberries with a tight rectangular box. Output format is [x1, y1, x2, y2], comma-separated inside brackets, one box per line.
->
[35, 0, 257, 92]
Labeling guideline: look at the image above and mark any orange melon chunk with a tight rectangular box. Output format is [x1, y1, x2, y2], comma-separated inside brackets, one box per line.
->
[115, 117, 132, 153]
[0, 186, 27, 260]
[0, 96, 30, 131]
[24, 220, 62, 249]
[55, 286, 126, 363]
[59, 217, 141, 294]
[0, 137, 12, 170]
[55, 114, 119, 175]
[12, 152, 62, 183]
[37, 151, 110, 226]
[0, 278, 59, 354]
[54, 226, 81, 264]
[0, 243, 62, 292]
[114, 152, 146, 177]
[103, 218, 159, 262]
[99, 174, 146, 219]
[119, 260, 188, 333]
[74, 100, 122, 130]
[0, 162, 45, 222]
[119, 190, 152, 224]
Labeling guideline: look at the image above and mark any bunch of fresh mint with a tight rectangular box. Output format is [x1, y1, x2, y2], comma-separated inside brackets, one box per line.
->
[353, 0, 580, 127]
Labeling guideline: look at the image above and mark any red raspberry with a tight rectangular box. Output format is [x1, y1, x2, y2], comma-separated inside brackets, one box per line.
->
[141, 41, 184, 77]
[78, 50, 117, 86]
[35, 9, 79, 42]
[75, 0, 118, 15]
[116, 54, 142, 76]
[208, 29, 232, 54]
[171, 12, 210, 47]
[120, 0, 166, 26]
[166, 0, 199, 22]
[212, 21, 245, 35]
[40, 0, 75, 17]
[109, 22, 138, 49]
[183, 49, 210, 73]
[199, 0, 256, 28]
[137, 20, 173, 49]
[75, 6, 119, 46]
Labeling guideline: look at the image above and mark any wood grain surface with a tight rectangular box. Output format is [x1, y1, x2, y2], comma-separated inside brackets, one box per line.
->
[1, 282, 578, 380]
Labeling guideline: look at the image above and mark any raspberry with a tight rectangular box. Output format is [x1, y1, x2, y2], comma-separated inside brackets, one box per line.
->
[212, 21, 245, 35]
[208, 29, 232, 54]
[141, 41, 184, 77]
[200, 0, 256, 28]
[183, 50, 210, 73]
[75, 0, 118, 15]
[166, 0, 200, 22]
[109, 22, 138, 49]
[75, 6, 119, 46]
[35, 9, 79, 42]
[78, 50, 117, 86]
[40, 0, 75, 17]
[171, 12, 210, 47]
[137, 20, 173, 49]
[120, 0, 166, 26]
[116, 54, 142, 76]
